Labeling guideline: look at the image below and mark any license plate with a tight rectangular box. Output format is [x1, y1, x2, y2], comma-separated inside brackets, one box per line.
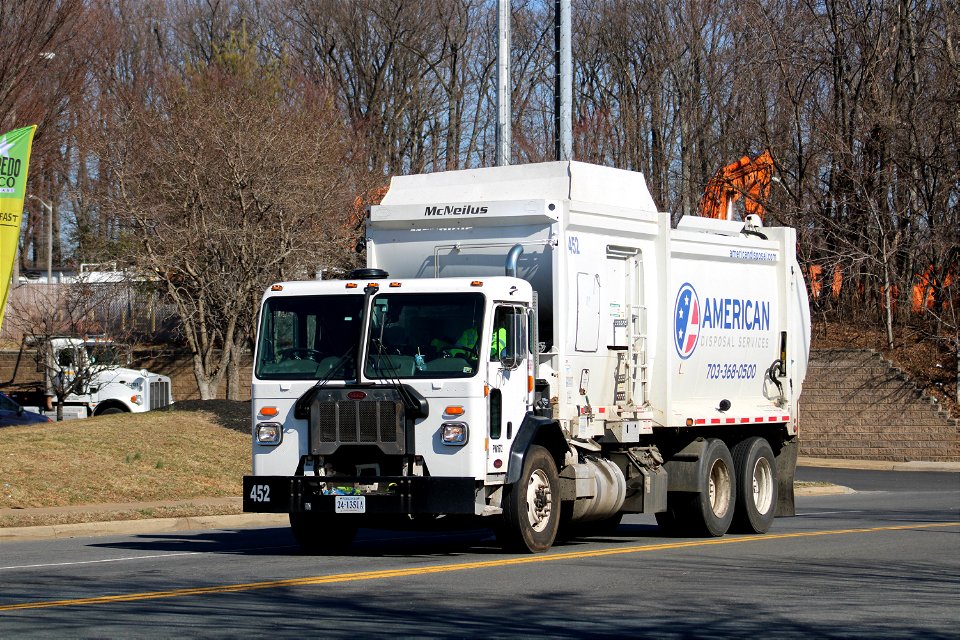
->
[335, 495, 366, 514]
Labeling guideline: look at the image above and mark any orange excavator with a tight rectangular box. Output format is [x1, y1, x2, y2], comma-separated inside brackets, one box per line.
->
[697, 150, 774, 221]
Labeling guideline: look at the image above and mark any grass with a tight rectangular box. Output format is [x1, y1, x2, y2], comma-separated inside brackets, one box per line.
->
[0, 408, 250, 526]
[1, 404, 842, 529]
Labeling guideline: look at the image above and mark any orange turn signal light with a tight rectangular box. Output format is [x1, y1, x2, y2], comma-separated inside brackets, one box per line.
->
[444, 405, 465, 416]
[260, 406, 279, 418]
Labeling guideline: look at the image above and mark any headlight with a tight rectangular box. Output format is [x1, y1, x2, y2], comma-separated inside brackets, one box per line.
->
[130, 377, 145, 392]
[441, 422, 468, 446]
[256, 422, 283, 445]
[131, 394, 144, 405]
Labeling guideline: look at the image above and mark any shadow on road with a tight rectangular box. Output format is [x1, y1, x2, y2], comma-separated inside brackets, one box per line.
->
[88, 521, 668, 558]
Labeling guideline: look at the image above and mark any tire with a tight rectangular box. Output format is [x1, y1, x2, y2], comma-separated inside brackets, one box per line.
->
[730, 437, 778, 534]
[289, 513, 358, 555]
[98, 407, 125, 415]
[658, 439, 736, 537]
[498, 445, 560, 553]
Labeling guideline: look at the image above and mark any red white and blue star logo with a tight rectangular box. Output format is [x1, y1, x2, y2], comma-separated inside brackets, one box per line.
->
[674, 283, 700, 359]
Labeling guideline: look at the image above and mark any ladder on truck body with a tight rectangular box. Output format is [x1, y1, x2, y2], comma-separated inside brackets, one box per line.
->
[614, 305, 648, 408]
[611, 251, 647, 411]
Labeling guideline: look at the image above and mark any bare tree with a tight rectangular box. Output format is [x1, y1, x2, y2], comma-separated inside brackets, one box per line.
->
[96, 27, 363, 399]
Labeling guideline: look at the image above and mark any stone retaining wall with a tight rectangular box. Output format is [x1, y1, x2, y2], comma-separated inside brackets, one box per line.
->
[799, 349, 960, 462]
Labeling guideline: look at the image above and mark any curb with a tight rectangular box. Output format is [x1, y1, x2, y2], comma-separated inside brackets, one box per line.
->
[0, 513, 288, 544]
[795, 484, 855, 496]
[798, 457, 960, 472]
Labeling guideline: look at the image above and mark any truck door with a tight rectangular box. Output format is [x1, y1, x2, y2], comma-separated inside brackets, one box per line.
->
[486, 304, 530, 471]
[50, 343, 85, 401]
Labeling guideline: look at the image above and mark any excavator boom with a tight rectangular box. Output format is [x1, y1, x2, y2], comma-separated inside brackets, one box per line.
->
[697, 150, 773, 221]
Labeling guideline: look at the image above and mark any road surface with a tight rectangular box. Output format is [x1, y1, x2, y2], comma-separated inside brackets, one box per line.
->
[1, 468, 957, 638]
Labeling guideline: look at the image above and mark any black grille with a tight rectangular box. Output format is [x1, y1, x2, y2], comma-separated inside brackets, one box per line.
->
[149, 380, 171, 409]
[311, 399, 404, 455]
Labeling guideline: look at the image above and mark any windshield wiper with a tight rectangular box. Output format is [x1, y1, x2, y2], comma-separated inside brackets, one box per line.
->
[293, 347, 354, 419]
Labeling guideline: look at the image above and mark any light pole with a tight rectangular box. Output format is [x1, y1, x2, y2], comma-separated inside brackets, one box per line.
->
[28, 195, 53, 284]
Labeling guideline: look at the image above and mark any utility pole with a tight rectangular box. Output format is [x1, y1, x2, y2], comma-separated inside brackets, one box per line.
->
[496, 0, 511, 166]
[29, 195, 54, 284]
[554, 0, 572, 161]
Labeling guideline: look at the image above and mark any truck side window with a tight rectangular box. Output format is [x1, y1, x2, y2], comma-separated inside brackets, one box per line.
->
[58, 349, 75, 367]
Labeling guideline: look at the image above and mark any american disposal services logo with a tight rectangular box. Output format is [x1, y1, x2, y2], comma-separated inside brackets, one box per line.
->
[674, 282, 700, 359]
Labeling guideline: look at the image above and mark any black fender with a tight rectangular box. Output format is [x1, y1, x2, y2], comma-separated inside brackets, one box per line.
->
[505, 413, 568, 485]
[93, 400, 132, 415]
[775, 435, 798, 517]
[662, 438, 709, 493]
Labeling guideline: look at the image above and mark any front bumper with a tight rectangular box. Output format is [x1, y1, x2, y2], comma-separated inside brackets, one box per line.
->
[243, 475, 478, 515]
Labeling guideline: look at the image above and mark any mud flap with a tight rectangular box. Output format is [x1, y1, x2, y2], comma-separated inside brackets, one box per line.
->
[775, 436, 798, 517]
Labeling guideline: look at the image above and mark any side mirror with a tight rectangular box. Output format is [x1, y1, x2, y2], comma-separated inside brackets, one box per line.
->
[500, 313, 527, 370]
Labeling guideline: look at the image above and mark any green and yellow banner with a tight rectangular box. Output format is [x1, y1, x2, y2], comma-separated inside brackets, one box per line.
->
[0, 125, 38, 332]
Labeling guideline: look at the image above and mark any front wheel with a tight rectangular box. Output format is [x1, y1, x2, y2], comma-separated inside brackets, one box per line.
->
[289, 513, 358, 555]
[498, 445, 560, 553]
[731, 437, 778, 534]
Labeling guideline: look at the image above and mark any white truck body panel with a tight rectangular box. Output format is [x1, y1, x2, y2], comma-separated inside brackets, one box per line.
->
[367, 161, 808, 435]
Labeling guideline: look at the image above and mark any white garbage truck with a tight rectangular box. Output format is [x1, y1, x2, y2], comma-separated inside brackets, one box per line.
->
[243, 161, 810, 553]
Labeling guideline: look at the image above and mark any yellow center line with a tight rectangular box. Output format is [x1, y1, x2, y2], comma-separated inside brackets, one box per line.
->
[2, 521, 956, 612]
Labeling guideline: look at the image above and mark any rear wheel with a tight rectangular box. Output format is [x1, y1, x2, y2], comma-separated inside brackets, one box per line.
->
[289, 513, 358, 555]
[657, 438, 735, 537]
[498, 445, 560, 553]
[731, 437, 778, 534]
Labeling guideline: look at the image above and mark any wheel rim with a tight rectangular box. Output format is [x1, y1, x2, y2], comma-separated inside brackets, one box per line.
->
[751, 456, 774, 514]
[526, 469, 553, 533]
[707, 458, 732, 518]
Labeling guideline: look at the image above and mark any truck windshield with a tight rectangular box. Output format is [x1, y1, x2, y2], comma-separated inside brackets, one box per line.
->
[365, 292, 485, 379]
[255, 295, 363, 380]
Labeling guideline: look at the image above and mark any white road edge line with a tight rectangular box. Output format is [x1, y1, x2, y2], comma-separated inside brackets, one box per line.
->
[0, 552, 203, 571]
